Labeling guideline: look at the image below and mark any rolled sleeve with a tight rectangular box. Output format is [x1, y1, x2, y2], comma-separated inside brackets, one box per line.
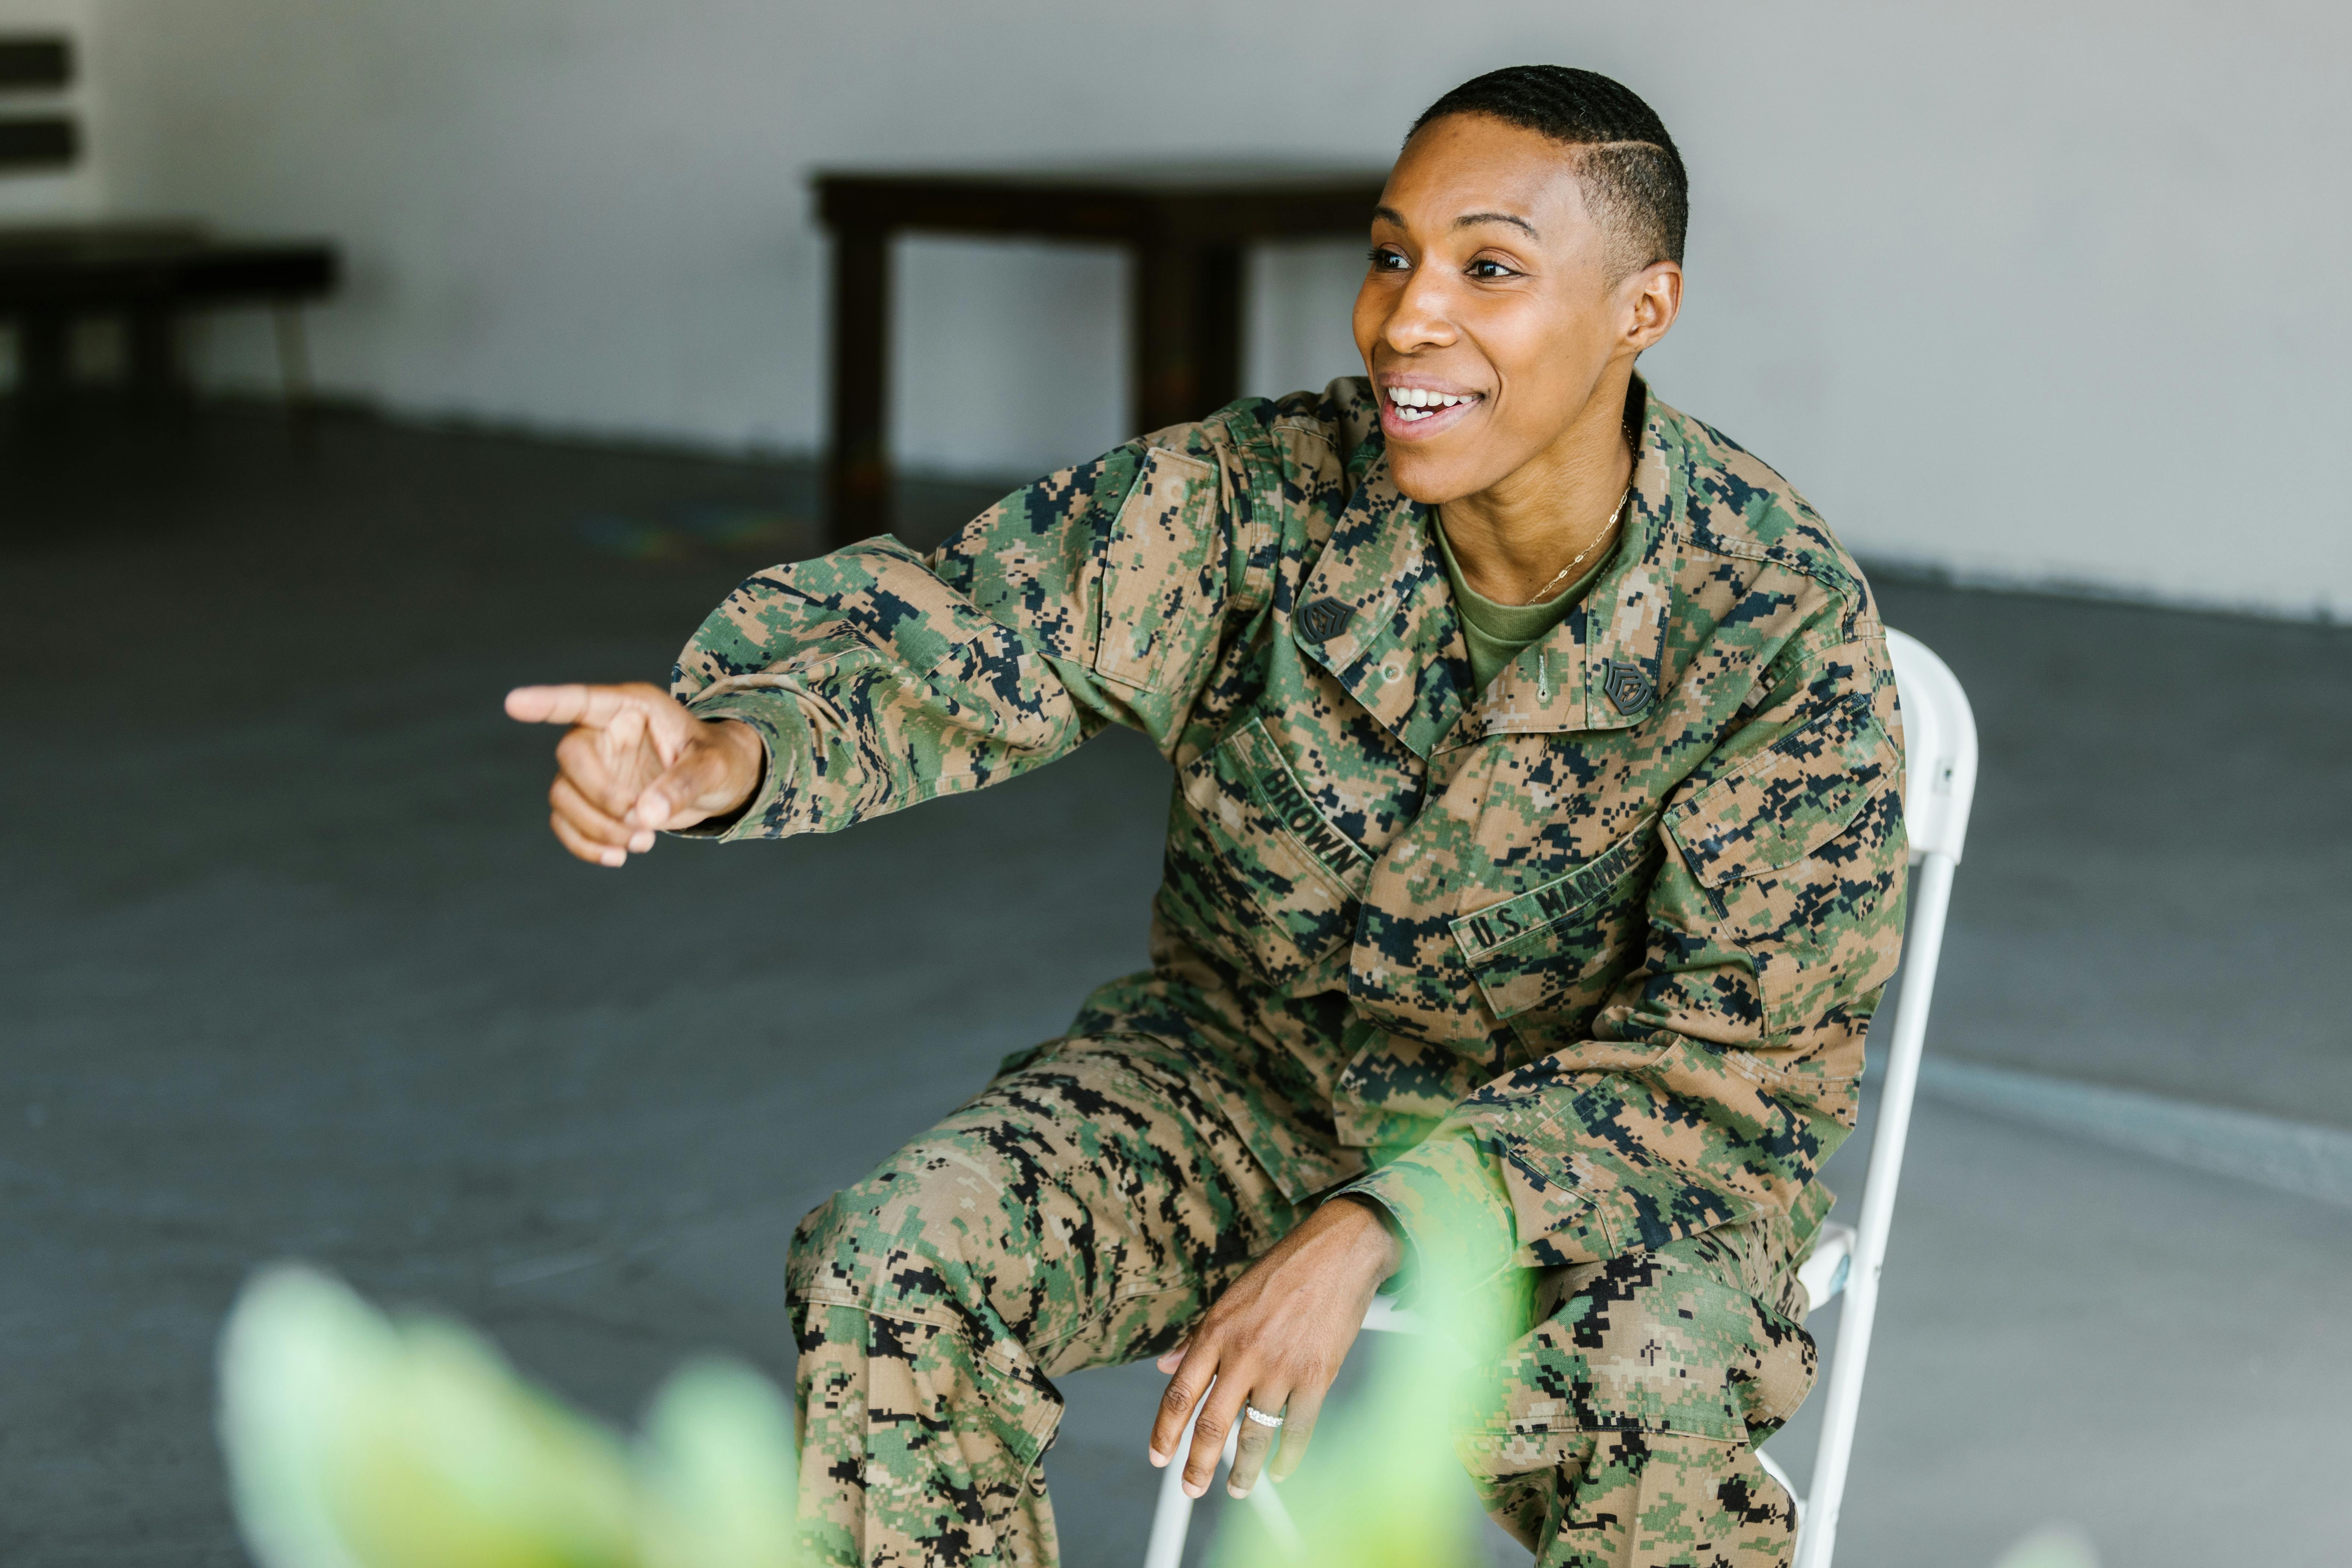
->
[666, 686, 804, 841]
[1337, 1129, 1517, 1295]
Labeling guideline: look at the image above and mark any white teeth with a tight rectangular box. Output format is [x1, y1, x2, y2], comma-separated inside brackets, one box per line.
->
[1391, 387, 1471, 414]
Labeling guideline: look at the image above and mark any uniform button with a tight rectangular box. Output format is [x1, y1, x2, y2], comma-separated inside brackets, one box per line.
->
[1381, 659, 1405, 685]
[1297, 596, 1355, 643]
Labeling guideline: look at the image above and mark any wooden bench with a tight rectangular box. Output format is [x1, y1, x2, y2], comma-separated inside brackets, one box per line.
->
[0, 222, 338, 404]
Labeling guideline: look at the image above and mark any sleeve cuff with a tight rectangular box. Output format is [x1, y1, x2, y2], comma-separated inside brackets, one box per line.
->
[1335, 1132, 1520, 1297]
[670, 690, 808, 841]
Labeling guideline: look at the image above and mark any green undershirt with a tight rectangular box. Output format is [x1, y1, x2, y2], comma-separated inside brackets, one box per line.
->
[1433, 519, 1609, 692]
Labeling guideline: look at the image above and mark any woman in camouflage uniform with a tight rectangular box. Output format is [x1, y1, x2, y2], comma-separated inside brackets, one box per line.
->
[512, 65, 1906, 1568]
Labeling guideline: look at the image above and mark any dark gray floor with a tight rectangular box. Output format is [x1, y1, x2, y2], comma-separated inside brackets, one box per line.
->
[4, 406, 2348, 1566]
[1870, 575, 2352, 1126]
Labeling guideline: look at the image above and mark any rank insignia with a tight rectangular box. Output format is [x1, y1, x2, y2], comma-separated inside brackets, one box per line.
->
[1603, 658, 1654, 715]
[1296, 596, 1354, 643]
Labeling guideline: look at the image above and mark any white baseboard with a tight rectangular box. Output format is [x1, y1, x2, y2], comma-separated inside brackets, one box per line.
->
[1914, 1056, 2352, 1210]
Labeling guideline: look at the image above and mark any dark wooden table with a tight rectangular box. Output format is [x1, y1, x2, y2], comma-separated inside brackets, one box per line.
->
[814, 163, 1387, 544]
[0, 222, 338, 403]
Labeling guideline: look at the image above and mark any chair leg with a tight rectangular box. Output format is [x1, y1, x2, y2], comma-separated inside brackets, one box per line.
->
[1793, 850, 1958, 1568]
[1142, 1402, 1205, 1568]
[126, 307, 188, 407]
[273, 303, 317, 454]
[17, 311, 69, 402]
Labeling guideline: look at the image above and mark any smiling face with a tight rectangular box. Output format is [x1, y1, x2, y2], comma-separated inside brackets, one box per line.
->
[1353, 113, 1681, 509]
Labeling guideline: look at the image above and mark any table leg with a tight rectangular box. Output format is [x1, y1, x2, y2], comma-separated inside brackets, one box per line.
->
[827, 224, 891, 548]
[1134, 241, 1248, 435]
[127, 307, 189, 407]
[16, 311, 69, 401]
[1193, 242, 1245, 417]
[274, 303, 318, 454]
[1132, 240, 1201, 436]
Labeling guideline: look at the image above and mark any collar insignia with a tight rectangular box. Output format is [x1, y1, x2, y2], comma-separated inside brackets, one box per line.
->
[1296, 596, 1355, 644]
[1602, 658, 1654, 715]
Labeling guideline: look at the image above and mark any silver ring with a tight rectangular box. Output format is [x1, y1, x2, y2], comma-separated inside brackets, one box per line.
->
[1242, 1404, 1285, 1429]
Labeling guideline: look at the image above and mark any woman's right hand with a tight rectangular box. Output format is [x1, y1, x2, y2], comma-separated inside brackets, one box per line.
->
[503, 682, 763, 866]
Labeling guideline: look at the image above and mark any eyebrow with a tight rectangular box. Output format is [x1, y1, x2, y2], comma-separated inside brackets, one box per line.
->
[1453, 209, 1540, 240]
[1372, 205, 1541, 241]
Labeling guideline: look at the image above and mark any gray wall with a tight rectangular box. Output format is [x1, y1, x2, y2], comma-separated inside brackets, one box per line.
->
[44, 0, 2352, 614]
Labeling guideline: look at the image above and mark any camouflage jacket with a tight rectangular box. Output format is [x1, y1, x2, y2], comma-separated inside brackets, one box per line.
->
[672, 378, 1908, 1291]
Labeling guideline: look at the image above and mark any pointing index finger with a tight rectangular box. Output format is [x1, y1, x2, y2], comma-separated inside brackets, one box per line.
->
[506, 684, 632, 728]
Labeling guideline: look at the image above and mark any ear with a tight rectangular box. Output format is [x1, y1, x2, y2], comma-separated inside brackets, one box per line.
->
[1622, 261, 1682, 352]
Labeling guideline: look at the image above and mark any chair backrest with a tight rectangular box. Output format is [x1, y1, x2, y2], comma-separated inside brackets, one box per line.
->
[1884, 628, 1977, 865]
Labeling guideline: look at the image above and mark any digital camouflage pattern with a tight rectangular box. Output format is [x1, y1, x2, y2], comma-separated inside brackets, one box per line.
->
[1459, 1214, 1818, 1567]
[788, 1046, 1294, 1567]
[674, 376, 1907, 1564]
[789, 1040, 1819, 1567]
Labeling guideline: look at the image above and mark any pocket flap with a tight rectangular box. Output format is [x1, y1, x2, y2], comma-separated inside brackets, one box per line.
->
[1666, 701, 1890, 888]
[1095, 446, 1218, 692]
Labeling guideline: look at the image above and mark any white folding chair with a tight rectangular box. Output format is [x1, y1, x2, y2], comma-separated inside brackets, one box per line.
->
[1765, 627, 1978, 1567]
[1142, 629, 1978, 1568]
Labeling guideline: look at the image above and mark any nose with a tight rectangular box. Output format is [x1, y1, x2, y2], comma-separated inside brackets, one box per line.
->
[1380, 263, 1459, 356]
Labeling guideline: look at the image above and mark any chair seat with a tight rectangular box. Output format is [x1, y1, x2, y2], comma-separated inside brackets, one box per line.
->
[1798, 1221, 1857, 1317]
[0, 222, 338, 312]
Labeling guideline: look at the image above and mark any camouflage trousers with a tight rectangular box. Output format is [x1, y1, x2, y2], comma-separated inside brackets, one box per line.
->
[786, 1038, 1816, 1568]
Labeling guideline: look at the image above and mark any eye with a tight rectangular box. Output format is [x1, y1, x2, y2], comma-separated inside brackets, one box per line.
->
[1366, 245, 1410, 272]
[1467, 258, 1522, 281]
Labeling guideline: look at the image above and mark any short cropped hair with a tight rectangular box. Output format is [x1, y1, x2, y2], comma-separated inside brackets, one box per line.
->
[1409, 65, 1688, 282]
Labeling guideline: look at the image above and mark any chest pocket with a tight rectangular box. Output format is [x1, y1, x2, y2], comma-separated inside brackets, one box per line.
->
[1094, 446, 1220, 693]
[1451, 821, 1658, 1054]
[1161, 716, 1372, 985]
[1666, 700, 1883, 885]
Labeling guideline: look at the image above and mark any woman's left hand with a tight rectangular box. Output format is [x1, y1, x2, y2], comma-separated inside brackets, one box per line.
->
[1148, 1196, 1404, 1499]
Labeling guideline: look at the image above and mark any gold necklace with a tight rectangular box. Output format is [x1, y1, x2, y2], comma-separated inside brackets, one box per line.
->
[1529, 419, 1640, 602]
[1529, 482, 1631, 602]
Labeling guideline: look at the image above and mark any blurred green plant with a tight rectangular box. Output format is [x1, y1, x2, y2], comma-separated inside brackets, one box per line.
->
[217, 1264, 797, 1568]
[218, 1263, 2103, 1568]
[1204, 1314, 1489, 1568]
